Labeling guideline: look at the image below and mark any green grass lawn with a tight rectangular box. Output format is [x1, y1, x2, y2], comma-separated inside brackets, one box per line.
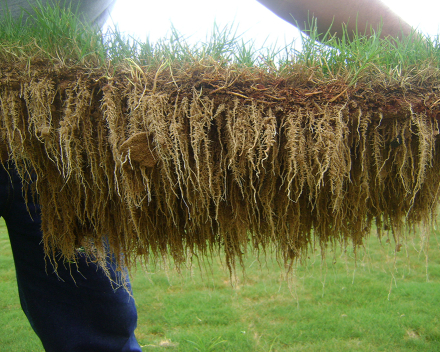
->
[1, 217, 439, 351]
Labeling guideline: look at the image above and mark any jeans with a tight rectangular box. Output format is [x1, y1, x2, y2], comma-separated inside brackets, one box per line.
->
[0, 163, 141, 352]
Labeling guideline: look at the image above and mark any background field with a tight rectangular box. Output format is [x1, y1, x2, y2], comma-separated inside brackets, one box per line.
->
[1, 218, 439, 352]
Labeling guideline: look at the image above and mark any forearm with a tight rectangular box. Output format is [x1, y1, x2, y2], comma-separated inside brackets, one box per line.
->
[256, 0, 413, 40]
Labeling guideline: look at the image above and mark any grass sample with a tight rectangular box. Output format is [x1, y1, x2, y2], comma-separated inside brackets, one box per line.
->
[1, 2, 440, 275]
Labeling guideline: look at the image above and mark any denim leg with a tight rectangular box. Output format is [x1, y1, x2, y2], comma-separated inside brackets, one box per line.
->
[0, 164, 141, 352]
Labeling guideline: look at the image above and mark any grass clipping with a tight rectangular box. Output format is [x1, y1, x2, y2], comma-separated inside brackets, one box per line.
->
[1, 57, 440, 274]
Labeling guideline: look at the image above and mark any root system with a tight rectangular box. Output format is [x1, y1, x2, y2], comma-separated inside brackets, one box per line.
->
[1, 60, 440, 273]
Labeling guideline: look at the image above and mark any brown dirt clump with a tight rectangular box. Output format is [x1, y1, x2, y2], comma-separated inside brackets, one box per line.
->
[1, 59, 440, 274]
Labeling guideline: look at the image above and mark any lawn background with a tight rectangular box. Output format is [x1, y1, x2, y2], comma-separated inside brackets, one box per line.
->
[1, 217, 439, 351]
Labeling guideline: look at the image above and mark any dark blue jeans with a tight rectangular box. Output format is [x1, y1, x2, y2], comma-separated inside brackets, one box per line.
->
[0, 163, 141, 352]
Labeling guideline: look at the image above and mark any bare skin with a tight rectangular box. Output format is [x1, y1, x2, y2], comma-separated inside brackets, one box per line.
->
[256, 0, 414, 40]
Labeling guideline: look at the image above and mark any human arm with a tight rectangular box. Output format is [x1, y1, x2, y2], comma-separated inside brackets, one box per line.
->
[256, 0, 414, 40]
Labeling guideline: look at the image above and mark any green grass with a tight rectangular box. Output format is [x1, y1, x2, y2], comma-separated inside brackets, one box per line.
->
[0, 220, 42, 351]
[1, 0, 440, 86]
[1, 217, 439, 351]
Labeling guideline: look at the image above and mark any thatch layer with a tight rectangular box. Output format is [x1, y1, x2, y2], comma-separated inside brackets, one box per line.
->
[1, 61, 440, 272]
